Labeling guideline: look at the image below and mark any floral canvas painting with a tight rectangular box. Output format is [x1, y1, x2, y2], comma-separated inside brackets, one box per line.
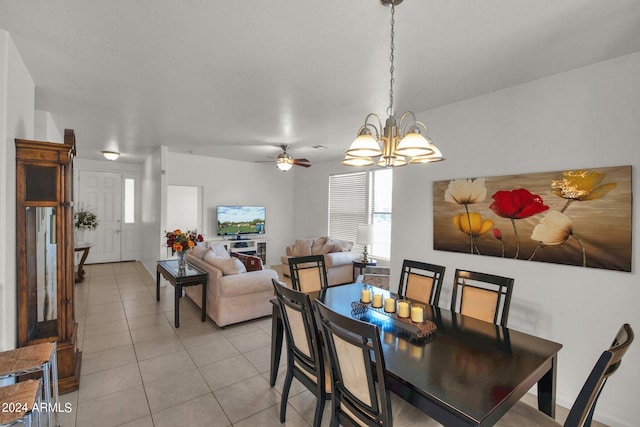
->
[433, 166, 632, 272]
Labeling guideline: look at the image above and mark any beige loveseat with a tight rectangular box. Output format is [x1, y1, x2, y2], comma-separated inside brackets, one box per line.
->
[281, 237, 360, 286]
[185, 244, 278, 327]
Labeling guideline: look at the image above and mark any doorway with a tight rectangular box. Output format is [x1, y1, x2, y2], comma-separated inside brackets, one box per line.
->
[77, 170, 139, 263]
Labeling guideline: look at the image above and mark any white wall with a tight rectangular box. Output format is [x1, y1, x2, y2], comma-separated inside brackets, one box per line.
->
[293, 53, 640, 426]
[34, 110, 63, 142]
[165, 152, 295, 267]
[139, 146, 165, 275]
[0, 30, 35, 351]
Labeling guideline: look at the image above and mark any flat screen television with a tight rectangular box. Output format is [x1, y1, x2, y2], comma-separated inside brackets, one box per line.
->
[216, 205, 266, 236]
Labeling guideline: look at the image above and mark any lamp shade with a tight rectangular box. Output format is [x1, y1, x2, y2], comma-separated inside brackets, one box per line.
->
[276, 152, 294, 171]
[346, 133, 382, 158]
[357, 224, 375, 245]
[342, 155, 374, 167]
[409, 140, 445, 164]
[276, 159, 293, 171]
[395, 131, 434, 157]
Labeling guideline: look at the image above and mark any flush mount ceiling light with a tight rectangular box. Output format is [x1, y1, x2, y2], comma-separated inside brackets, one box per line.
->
[343, 0, 444, 168]
[101, 150, 120, 161]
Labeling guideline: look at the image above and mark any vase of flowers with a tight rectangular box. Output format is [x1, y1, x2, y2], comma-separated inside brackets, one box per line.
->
[165, 229, 204, 268]
[74, 205, 99, 242]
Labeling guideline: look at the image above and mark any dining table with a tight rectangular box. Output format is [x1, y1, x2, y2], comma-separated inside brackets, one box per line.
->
[270, 282, 563, 427]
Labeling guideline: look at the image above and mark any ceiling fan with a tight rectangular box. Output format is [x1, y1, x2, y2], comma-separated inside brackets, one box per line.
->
[260, 145, 311, 171]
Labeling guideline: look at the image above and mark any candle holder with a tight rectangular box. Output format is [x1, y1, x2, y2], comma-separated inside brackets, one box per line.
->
[350, 300, 437, 342]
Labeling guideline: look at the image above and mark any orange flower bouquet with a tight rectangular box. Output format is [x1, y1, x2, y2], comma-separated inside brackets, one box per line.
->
[165, 229, 204, 254]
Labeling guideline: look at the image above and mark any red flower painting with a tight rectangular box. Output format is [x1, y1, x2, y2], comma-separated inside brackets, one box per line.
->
[433, 167, 631, 271]
[489, 189, 549, 219]
[489, 189, 549, 258]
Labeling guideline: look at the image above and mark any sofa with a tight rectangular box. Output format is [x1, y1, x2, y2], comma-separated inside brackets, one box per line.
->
[281, 237, 361, 286]
[185, 244, 278, 327]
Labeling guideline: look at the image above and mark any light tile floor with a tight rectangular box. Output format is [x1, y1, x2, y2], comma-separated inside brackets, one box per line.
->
[59, 261, 606, 427]
[61, 261, 326, 427]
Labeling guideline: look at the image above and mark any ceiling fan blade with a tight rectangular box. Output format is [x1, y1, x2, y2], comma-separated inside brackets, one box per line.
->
[292, 158, 310, 163]
[293, 161, 311, 168]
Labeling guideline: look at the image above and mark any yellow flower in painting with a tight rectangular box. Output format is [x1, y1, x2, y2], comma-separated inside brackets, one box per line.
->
[453, 212, 494, 237]
[551, 170, 617, 201]
[445, 178, 487, 205]
[531, 211, 572, 245]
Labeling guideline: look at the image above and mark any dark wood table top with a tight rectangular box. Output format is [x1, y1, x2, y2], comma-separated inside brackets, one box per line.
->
[156, 259, 207, 283]
[311, 283, 563, 426]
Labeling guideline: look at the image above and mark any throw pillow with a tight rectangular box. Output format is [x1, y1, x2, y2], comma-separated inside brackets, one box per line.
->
[326, 238, 353, 252]
[210, 243, 230, 259]
[310, 237, 328, 255]
[204, 251, 246, 275]
[318, 243, 334, 254]
[292, 238, 313, 257]
[190, 246, 210, 260]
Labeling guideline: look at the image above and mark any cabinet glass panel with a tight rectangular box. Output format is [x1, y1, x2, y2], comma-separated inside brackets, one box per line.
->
[25, 165, 57, 201]
[25, 206, 58, 340]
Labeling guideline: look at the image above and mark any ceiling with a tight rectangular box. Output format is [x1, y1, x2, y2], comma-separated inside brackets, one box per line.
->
[2, 0, 639, 165]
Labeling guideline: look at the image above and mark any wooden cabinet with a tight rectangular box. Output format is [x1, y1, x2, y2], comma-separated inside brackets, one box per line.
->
[15, 130, 81, 394]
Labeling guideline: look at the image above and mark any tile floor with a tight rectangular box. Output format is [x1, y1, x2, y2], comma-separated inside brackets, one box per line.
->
[59, 261, 604, 427]
[64, 261, 430, 427]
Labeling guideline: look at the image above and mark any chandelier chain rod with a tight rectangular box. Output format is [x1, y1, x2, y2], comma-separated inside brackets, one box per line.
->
[387, 3, 396, 118]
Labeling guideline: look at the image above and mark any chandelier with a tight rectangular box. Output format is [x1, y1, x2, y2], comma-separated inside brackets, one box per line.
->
[343, 0, 444, 168]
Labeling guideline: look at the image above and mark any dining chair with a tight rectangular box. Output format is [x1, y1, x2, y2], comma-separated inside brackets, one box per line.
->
[0, 341, 59, 427]
[450, 269, 514, 326]
[497, 323, 634, 427]
[0, 379, 42, 427]
[272, 279, 330, 427]
[288, 254, 329, 292]
[397, 260, 446, 306]
[313, 300, 393, 427]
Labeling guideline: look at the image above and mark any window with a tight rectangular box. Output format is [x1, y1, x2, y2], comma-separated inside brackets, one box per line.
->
[124, 178, 135, 224]
[328, 169, 392, 259]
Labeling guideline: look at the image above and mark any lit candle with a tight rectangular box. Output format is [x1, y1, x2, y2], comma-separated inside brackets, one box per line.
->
[397, 301, 410, 318]
[411, 306, 424, 323]
[384, 297, 396, 313]
[361, 289, 372, 303]
[372, 293, 383, 308]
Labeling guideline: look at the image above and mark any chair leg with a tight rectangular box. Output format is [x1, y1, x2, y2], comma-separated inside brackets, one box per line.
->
[330, 394, 340, 427]
[280, 368, 294, 423]
[312, 396, 326, 427]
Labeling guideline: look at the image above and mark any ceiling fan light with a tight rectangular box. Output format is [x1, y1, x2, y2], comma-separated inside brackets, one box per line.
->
[276, 154, 294, 171]
[395, 131, 433, 157]
[276, 161, 293, 171]
[101, 150, 120, 160]
[346, 133, 383, 158]
[342, 154, 374, 167]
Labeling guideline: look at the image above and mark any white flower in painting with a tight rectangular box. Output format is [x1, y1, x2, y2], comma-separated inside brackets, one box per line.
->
[444, 178, 487, 205]
[531, 211, 572, 245]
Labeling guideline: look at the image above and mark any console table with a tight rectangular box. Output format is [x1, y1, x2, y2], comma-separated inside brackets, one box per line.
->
[156, 259, 208, 328]
[74, 242, 93, 283]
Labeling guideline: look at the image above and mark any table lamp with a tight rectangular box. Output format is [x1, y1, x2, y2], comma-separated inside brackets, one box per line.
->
[357, 224, 374, 263]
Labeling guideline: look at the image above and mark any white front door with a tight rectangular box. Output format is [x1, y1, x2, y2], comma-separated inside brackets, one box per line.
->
[78, 171, 123, 263]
